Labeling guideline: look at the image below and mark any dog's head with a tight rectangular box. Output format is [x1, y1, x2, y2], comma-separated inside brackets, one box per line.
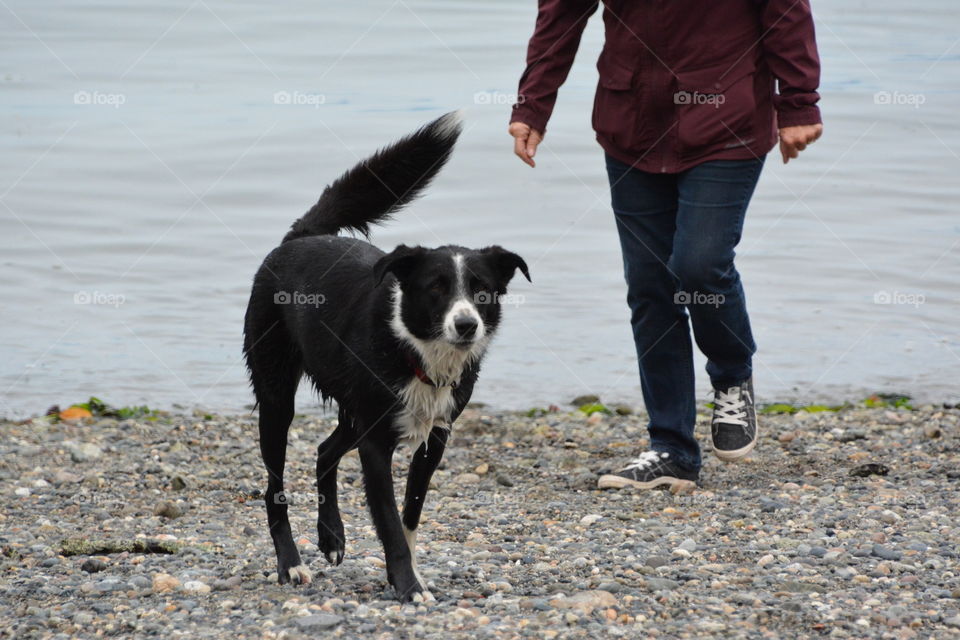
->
[374, 244, 530, 352]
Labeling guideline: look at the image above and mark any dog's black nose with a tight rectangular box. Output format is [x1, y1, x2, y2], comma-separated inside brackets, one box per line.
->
[454, 316, 478, 339]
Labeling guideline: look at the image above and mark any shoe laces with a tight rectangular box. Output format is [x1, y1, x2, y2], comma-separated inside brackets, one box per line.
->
[623, 450, 668, 471]
[713, 386, 748, 427]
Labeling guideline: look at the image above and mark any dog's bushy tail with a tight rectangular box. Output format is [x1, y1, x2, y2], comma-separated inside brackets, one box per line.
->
[282, 110, 464, 243]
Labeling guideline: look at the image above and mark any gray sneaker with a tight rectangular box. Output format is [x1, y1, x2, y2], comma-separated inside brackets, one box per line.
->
[597, 451, 698, 494]
[711, 377, 758, 462]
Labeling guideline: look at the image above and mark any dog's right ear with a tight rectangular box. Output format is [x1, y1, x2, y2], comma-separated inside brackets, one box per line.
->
[372, 245, 426, 287]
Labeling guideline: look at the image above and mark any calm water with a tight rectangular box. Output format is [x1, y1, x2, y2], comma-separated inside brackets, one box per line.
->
[1, 1, 958, 418]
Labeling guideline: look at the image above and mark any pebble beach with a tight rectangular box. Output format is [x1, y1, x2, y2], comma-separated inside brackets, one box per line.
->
[2, 402, 959, 638]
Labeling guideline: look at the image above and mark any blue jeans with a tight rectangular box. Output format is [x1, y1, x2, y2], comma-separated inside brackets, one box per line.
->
[606, 153, 765, 472]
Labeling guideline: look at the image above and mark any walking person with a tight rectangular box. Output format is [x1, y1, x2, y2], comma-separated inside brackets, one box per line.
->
[509, 1, 823, 490]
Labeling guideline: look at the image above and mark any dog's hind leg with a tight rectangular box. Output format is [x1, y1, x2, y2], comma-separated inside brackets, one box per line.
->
[358, 437, 426, 603]
[258, 394, 311, 585]
[315, 407, 356, 565]
[401, 426, 449, 594]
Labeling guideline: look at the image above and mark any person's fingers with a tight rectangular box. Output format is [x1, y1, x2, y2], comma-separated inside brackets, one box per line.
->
[509, 122, 537, 167]
[780, 139, 790, 164]
[514, 134, 534, 167]
[527, 130, 542, 160]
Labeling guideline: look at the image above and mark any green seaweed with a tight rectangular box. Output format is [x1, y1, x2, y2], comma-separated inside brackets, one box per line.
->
[68, 397, 155, 420]
[578, 403, 612, 416]
[863, 394, 913, 410]
[759, 402, 846, 415]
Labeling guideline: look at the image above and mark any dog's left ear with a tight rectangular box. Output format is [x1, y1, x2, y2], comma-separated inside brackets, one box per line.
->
[482, 245, 531, 286]
[373, 245, 426, 287]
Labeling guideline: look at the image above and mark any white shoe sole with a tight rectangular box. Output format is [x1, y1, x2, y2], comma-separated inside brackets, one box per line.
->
[713, 426, 758, 462]
[597, 474, 697, 494]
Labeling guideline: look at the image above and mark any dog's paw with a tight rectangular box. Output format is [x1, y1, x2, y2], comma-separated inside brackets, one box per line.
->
[317, 526, 345, 565]
[411, 590, 435, 603]
[278, 564, 312, 585]
[323, 549, 344, 565]
[391, 575, 431, 603]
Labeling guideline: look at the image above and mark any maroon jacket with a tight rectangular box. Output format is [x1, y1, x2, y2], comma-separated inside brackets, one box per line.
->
[510, 0, 822, 173]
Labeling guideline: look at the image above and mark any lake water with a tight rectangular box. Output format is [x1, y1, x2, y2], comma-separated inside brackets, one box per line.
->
[2, 0, 959, 418]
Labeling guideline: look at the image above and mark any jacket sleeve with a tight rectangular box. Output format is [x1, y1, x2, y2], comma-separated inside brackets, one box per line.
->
[510, 0, 600, 134]
[758, 0, 822, 128]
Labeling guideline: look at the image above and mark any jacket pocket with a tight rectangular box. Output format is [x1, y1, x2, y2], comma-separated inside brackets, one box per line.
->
[592, 54, 642, 150]
[674, 57, 758, 159]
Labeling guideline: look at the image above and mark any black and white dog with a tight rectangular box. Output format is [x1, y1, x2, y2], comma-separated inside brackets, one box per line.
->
[243, 112, 529, 602]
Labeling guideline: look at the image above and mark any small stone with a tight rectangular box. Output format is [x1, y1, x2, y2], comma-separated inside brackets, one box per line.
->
[923, 424, 942, 439]
[757, 554, 775, 568]
[579, 514, 603, 526]
[182, 580, 211, 594]
[14, 487, 30, 497]
[548, 590, 616, 614]
[152, 573, 180, 593]
[760, 498, 786, 512]
[52, 470, 83, 485]
[68, 442, 103, 463]
[823, 551, 844, 564]
[872, 545, 902, 561]
[614, 405, 632, 416]
[294, 614, 344, 630]
[454, 473, 480, 485]
[128, 575, 151, 590]
[945, 616, 960, 629]
[474, 463, 489, 475]
[849, 463, 889, 478]
[676, 538, 696, 552]
[645, 555, 670, 569]
[778, 431, 797, 443]
[495, 474, 514, 487]
[645, 577, 680, 591]
[170, 476, 187, 491]
[154, 501, 183, 519]
[570, 394, 600, 406]
[880, 510, 900, 524]
[81, 558, 107, 573]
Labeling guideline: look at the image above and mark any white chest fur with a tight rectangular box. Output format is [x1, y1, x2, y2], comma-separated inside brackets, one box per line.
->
[394, 378, 457, 447]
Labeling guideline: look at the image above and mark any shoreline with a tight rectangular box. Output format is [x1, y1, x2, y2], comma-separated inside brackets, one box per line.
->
[5, 391, 955, 425]
[2, 401, 958, 637]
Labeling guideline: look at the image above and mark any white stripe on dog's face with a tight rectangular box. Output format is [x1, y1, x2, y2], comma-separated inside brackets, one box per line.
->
[442, 254, 484, 343]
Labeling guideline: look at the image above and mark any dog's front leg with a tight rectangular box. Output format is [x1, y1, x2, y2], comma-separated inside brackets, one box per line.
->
[401, 426, 449, 594]
[358, 439, 425, 603]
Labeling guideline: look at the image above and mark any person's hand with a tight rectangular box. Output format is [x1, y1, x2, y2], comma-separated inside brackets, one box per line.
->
[509, 122, 543, 167]
[779, 123, 823, 164]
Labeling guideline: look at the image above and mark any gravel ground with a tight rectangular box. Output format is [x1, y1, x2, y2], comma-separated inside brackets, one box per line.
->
[2, 402, 959, 639]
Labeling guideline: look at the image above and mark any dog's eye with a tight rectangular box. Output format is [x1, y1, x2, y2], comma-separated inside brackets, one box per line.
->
[428, 279, 447, 295]
[469, 277, 489, 292]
